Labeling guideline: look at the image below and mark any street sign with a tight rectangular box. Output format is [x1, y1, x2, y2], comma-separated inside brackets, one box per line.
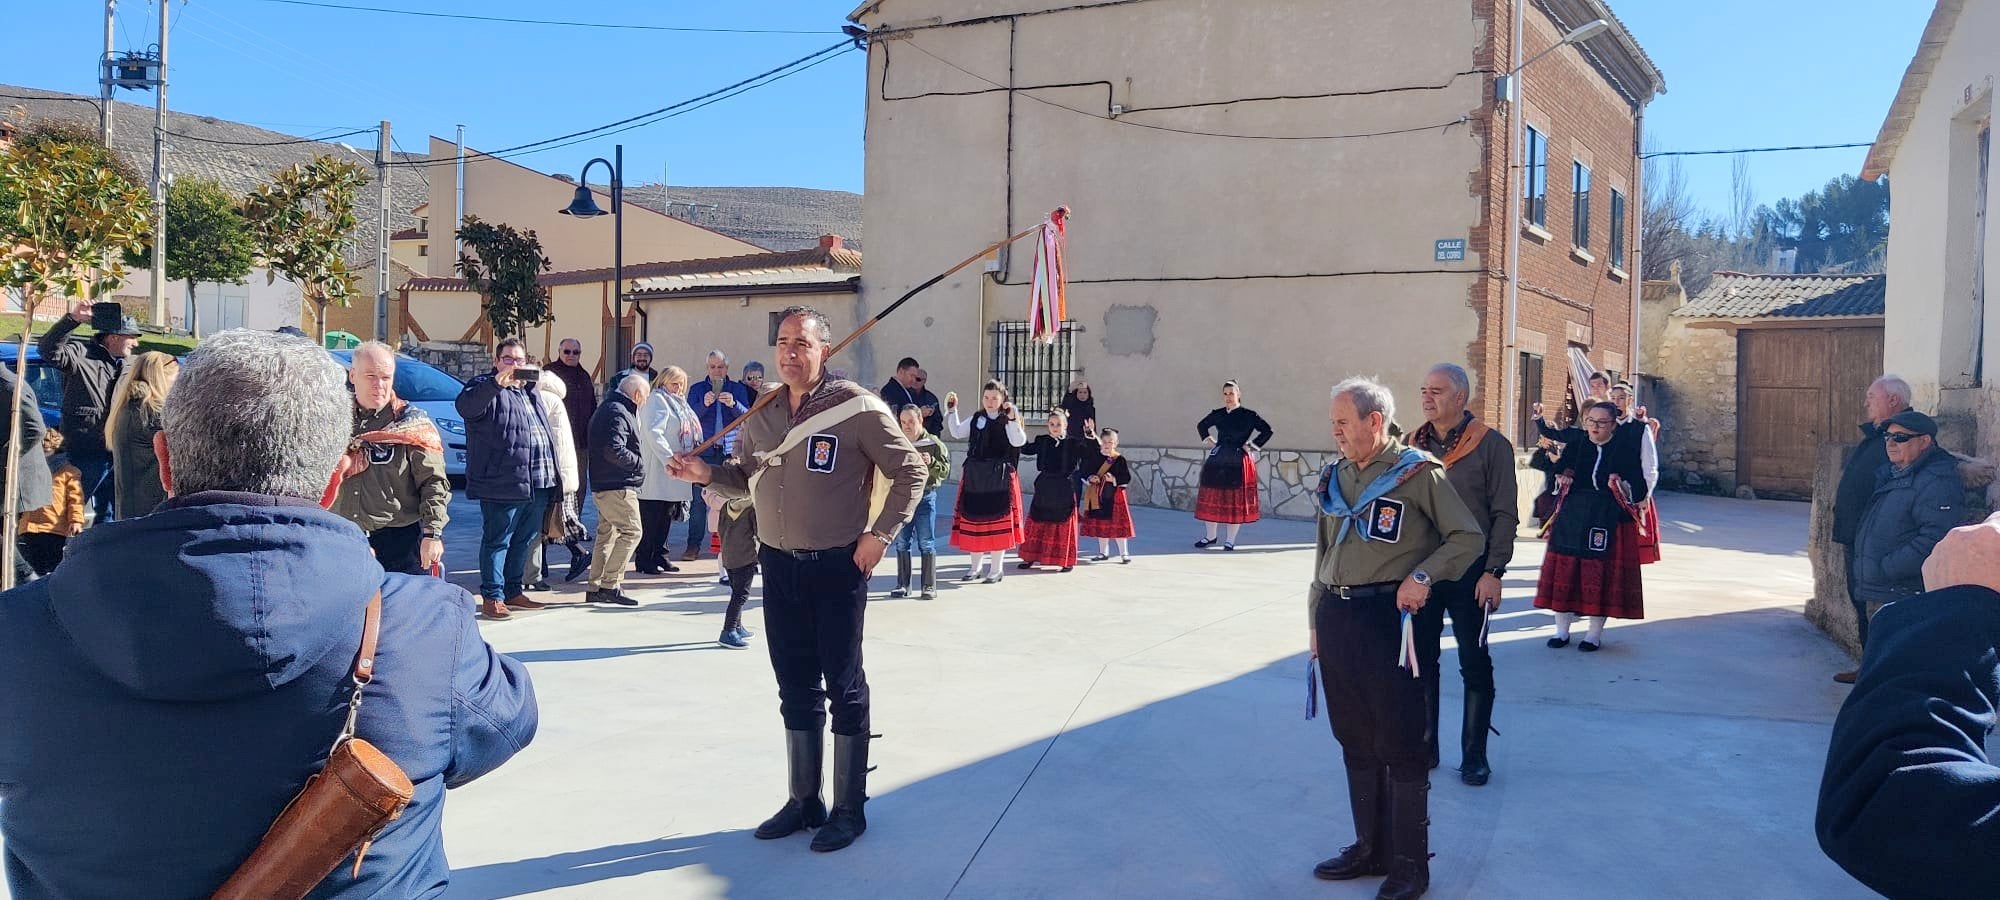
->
[1435, 238, 1466, 262]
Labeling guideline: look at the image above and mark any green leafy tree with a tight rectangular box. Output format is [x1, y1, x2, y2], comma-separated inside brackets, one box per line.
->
[1754, 175, 1891, 273]
[241, 155, 367, 340]
[456, 216, 552, 340]
[131, 177, 255, 338]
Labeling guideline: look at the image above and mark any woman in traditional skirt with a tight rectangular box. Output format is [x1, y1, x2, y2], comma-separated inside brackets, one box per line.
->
[1079, 426, 1135, 563]
[1608, 381, 1664, 565]
[1193, 381, 1274, 550]
[948, 380, 1027, 583]
[1018, 410, 1089, 572]
[1535, 400, 1650, 651]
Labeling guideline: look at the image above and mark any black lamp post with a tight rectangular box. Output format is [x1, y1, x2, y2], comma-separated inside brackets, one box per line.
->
[559, 143, 623, 373]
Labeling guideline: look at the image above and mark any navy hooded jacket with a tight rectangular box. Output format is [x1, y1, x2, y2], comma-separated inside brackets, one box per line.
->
[0, 492, 538, 899]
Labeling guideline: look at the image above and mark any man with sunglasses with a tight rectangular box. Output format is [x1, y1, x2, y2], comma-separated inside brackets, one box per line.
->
[545, 338, 598, 510]
[1851, 410, 1965, 633]
[1831, 376, 1912, 683]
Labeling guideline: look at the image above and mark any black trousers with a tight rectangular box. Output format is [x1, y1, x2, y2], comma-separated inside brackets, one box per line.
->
[636, 500, 681, 570]
[726, 562, 757, 628]
[1413, 557, 1494, 695]
[369, 521, 427, 576]
[759, 543, 870, 736]
[18, 533, 66, 576]
[1316, 586, 1430, 782]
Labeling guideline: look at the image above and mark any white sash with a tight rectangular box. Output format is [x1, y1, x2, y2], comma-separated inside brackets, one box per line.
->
[746, 393, 898, 527]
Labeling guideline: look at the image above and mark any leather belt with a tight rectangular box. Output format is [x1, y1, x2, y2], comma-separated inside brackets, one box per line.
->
[770, 542, 857, 561]
[1316, 581, 1399, 600]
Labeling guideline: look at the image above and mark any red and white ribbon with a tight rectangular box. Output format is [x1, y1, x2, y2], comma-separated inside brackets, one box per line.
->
[1398, 611, 1420, 678]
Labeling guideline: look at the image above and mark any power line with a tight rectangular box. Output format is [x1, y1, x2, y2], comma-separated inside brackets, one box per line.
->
[1641, 142, 1873, 159]
[239, 0, 844, 34]
[163, 126, 373, 146]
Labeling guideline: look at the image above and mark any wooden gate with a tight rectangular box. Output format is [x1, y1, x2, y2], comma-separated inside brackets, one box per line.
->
[1737, 326, 1884, 499]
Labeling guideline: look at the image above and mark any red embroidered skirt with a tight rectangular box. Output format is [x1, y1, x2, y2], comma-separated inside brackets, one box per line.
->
[951, 472, 1024, 552]
[1534, 519, 1646, 619]
[1019, 516, 1078, 567]
[1195, 454, 1260, 524]
[1636, 497, 1662, 564]
[1080, 488, 1136, 539]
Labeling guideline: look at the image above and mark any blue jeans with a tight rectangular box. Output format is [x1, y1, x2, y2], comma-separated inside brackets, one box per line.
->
[893, 490, 939, 555]
[684, 447, 727, 554]
[479, 487, 556, 601]
[71, 450, 114, 525]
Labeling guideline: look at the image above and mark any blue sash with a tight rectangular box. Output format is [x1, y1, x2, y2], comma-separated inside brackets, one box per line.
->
[1316, 449, 1435, 545]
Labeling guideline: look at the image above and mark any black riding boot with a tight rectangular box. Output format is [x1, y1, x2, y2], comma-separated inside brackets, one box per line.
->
[1460, 687, 1496, 786]
[1314, 762, 1388, 880]
[811, 733, 870, 852]
[1422, 677, 1440, 770]
[754, 730, 828, 839]
[920, 552, 938, 599]
[1376, 778, 1431, 900]
[890, 551, 913, 597]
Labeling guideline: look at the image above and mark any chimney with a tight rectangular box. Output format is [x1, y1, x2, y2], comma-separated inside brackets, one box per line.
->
[818, 234, 845, 251]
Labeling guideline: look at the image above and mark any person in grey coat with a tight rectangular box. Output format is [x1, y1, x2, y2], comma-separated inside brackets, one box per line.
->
[1852, 410, 1965, 612]
[0, 365, 52, 583]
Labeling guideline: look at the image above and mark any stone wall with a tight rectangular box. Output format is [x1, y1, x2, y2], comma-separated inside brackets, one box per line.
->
[1116, 446, 1339, 521]
[1649, 319, 1738, 494]
[402, 339, 491, 381]
[1806, 442, 1861, 658]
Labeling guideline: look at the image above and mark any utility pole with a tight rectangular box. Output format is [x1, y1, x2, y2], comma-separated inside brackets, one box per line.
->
[100, 1, 115, 147]
[375, 119, 391, 342]
[148, 0, 170, 327]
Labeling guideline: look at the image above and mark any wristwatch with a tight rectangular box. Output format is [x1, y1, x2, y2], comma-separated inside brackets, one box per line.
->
[1487, 566, 1506, 578]
[1411, 570, 1432, 587]
[869, 531, 895, 547]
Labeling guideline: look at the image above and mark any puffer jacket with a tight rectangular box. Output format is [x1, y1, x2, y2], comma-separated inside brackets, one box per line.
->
[0, 491, 537, 899]
[455, 371, 562, 503]
[588, 391, 644, 493]
[1852, 447, 1965, 604]
[529, 372, 578, 494]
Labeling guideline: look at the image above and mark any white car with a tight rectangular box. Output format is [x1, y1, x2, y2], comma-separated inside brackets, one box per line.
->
[330, 350, 470, 481]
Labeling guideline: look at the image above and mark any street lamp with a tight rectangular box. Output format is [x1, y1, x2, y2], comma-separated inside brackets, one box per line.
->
[1497, 18, 1610, 439]
[560, 143, 623, 373]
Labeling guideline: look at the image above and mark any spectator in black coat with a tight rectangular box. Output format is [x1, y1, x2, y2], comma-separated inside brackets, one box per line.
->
[1817, 514, 2000, 898]
[1851, 410, 1964, 619]
[1831, 375, 1912, 683]
[880, 357, 942, 436]
[582, 374, 648, 607]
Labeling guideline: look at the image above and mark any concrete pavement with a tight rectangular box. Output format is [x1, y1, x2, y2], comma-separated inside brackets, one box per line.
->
[430, 489, 1868, 899]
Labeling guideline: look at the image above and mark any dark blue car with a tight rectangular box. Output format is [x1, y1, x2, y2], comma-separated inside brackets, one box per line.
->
[0, 344, 66, 431]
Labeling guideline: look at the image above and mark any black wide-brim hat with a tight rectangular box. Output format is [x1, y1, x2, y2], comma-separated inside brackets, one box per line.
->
[90, 302, 141, 336]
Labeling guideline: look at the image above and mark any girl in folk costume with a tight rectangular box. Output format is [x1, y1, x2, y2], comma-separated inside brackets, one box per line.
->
[1079, 427, 1136, 563]
[890, 404, 952, 600]
[1608, 381, 1663, 565]
[1536, 400, 1651, 651]
[1018, 410, 1090, 572]
[1194, 381, 1275, 550]
[948, 380, 1028, 583]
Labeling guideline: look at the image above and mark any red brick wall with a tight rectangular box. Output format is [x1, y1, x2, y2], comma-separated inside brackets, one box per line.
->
[1469, 0, 1643, 435]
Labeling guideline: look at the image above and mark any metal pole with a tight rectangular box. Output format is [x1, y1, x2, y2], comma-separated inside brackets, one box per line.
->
[613, 143, 624, 373]
[148, 0, 169, 327]
[100, 0, 115, 147]
[453, 124, 466, 260]
[1501, 0, 1527, 440]
[375, 119, 392, 342]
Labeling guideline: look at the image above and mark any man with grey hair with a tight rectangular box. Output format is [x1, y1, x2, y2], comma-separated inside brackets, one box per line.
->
[334, 342, 451, 576]
[584, 373, 651, 606]
[687, 349, 751, 561]
[1830, 374, 1914, 684]
[0, 328, 537, 898]
[544, 336, 598, 503]
[1309, 376, 1482, 898]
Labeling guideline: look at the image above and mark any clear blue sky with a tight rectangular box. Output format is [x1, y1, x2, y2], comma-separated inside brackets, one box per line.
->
[0, 0, 1932, 218]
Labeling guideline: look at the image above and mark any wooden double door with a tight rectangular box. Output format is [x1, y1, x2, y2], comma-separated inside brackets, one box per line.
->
[1737, 326, 1885, 500]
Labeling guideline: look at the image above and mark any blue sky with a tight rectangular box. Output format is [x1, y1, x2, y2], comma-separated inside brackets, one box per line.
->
[0, 0, 1931, 220]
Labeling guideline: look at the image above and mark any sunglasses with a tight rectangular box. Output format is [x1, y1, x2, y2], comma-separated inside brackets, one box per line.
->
[561, 349, 580, 356]
[1884, 431, 1926, 444]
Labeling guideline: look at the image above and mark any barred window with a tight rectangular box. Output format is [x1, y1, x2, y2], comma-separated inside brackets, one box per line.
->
[988, 320, 1080, 421]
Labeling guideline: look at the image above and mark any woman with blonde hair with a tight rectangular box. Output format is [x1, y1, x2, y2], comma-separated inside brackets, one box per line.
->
[105, 350, 178, 519]
[636, 365, 703, 575]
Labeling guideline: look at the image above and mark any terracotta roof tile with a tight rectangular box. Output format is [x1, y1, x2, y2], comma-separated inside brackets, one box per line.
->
[403, 244, 862, 294]
[1675, 271, 1885, 320]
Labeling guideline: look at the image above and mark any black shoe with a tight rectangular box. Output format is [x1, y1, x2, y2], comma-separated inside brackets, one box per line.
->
[1376, 778, 1431, 900]
[662, 562, 680, 573]
[1091, 554, 1110, 562]
[755, 730, 828, 840]
[586, 589, 638, 607]
[1460, 687, 1496, 787]
[1017, 560, 1035, 570]
[1195, 537, 1218, 548]
[526, 580, 552, 592]
[1546, 637, 1569, 649]
[1579, 640, 1601, 653]
[810, 734, 870, 852]
[1059, 566, 1073, 573]
[1223, 542, 1236, 551]
[636, 564, 663, 576]
[565, 549, 591, 582]
[1314, 762, 1387, 881]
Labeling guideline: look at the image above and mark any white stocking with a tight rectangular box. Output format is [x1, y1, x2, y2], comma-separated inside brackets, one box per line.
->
[1116, 538, 1130, 558]
[1223, 523, 1243, 544]
[1554, 611, 1577, 640]
[1586, 616, 1607, 644]
[1204, 521, 1220, 541]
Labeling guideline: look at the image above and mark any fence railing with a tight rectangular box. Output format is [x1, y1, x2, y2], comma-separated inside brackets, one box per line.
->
[988, 319, 1079, 421]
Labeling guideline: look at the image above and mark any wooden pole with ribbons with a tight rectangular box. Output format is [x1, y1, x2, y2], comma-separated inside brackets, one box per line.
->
[685, 215, 1060, 458]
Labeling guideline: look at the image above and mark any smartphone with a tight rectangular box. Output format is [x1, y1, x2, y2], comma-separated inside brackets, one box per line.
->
[513, 367, 542, 383]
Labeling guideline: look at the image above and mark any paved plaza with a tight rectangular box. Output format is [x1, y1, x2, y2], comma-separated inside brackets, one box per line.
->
[425, 489, 1868, 899]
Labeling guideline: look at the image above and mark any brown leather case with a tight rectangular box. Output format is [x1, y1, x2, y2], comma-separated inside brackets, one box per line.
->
[212, 595, 414, 900]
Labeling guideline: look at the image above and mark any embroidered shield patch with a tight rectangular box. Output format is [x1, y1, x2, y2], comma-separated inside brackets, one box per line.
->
[1369, 498, 1405, 543]
[366, 442, 394, 465]
[1589, 527, 1609, 552]
[806, 434, 838, 473]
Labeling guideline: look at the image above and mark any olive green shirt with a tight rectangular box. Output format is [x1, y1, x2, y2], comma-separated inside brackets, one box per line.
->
[1309, 439, 1484, 623]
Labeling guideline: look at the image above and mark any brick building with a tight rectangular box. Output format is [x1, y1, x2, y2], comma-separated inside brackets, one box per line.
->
[850, 0, 1663, 516]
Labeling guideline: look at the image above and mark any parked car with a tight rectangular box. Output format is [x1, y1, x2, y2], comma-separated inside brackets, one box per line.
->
[329, 350, 469, 480]
[0, 344, 67, 431]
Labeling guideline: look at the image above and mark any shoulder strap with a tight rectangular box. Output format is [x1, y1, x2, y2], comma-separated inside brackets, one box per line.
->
[354, 592, 382, 685]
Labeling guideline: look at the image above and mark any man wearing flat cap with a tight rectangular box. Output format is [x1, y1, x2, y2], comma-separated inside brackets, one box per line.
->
[1851, 410, 1967, 625]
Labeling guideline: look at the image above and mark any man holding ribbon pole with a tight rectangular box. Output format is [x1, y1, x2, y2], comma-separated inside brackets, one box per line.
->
[1309, 376, 1482, 900]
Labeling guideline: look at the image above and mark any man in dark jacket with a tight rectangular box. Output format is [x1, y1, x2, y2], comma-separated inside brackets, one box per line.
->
[685, 350, 752, 561]
[0, 329, 536, 899]
[584, 373, 648, 606]
[38, 301, 140, 525]
[1817, 514, 2000, 898]
[545, 337, 597, 502]
[0, 365, 52, 584]
[1830, 375, 1911, 683]
[455, 338, 562, 620]
[1852, 410, 1963, 614]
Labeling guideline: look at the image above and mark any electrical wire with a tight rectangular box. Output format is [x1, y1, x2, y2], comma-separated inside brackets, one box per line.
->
[162, 126, 373, 146]
[900, 39, 1471, 142]
[238, 0, 844, 34]
[1640, 142, 1873, 159]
